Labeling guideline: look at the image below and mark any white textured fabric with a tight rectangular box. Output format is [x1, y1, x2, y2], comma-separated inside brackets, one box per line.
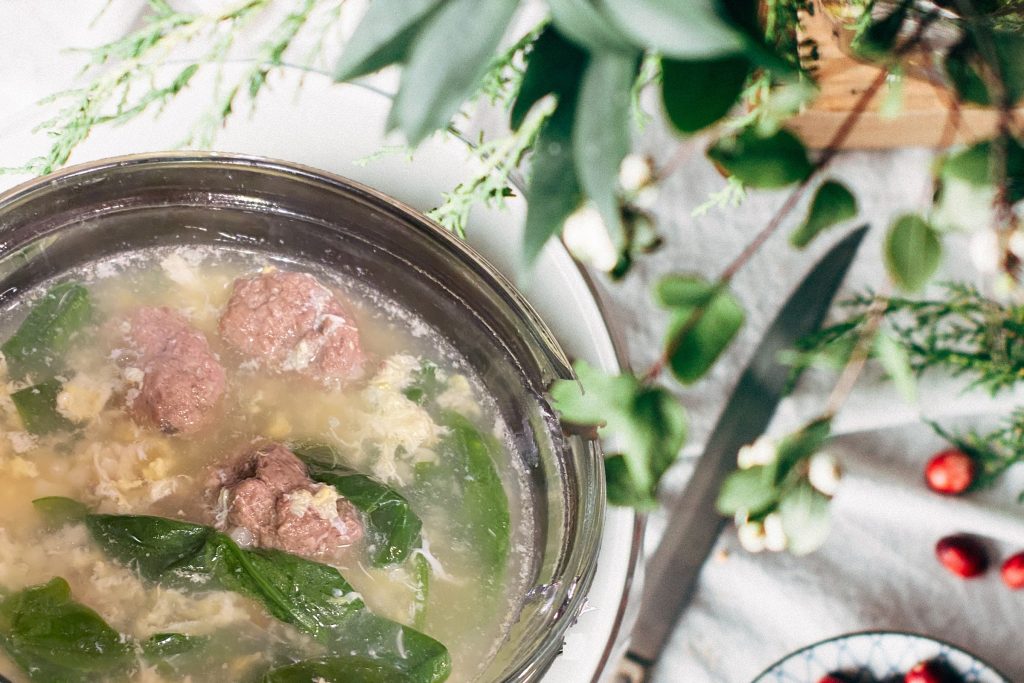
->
[2, 4, 1022, 682]
[607, 123, 1024, 681]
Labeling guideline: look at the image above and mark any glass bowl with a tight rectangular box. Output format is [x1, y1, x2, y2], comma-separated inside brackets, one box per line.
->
[0, 152, 606, 682]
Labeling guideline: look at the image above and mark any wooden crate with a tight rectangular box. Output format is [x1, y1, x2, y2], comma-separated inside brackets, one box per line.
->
[788, 4, 1020, 149]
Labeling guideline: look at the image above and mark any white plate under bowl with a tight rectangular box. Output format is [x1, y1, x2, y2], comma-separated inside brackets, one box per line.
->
[753, 631, 1010, 683]
[0, 67, 641, 682]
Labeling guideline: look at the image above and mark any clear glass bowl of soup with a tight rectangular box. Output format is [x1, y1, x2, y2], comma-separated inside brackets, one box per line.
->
[0, 153, 604, 683]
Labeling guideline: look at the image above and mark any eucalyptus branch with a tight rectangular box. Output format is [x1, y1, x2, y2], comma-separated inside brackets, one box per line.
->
[642, 11, 938, 386]
[641, 67, 890, 384]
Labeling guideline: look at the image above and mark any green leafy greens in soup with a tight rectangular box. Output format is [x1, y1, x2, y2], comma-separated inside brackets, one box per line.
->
[0, 248, 525, 683]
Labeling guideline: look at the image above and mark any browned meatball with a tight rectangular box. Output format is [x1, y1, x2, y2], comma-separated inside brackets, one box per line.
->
[219, 270, 364, 385]
[210, 442, 363, 561]
[124, 307, 226, 435]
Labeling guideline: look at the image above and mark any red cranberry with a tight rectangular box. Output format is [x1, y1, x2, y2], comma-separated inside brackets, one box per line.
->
[905, 659, 961, 683]
[924, 449, 976, 495]
[1001, 551, 1024, 589]
[817, 676, 850, 683]
[935, 534, 988, 578]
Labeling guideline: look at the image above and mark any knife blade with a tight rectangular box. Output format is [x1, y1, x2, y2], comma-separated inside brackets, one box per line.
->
[615, 225, 869, 683]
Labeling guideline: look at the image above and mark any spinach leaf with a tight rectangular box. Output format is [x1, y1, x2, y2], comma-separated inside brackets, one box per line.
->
[83, 513, 363, 639]
[83, 513, 214, 580]
[57, 506, 451, 681]
[0, 577, 133, 682]
[33, 496, 89, 528]
[10, 379, 75, 435]
[263, 634, 450, 683]
[412, 553, 430, 631]
[293, 443, 423, 567]
[2, 283, 91, 381]
[402, 361, 442, 405]
[141, 632, 207, 659]
[139, 632, 211, 680]
[418, 413, 510, 589]
[290, 611, 451, 683]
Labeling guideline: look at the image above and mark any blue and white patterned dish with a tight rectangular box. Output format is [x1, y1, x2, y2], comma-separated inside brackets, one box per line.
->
[752, 631, 1011, 683]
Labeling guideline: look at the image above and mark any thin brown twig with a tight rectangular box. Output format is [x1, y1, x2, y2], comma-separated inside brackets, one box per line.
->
[653, 141, 697, 184]
[928, 78, 968, 148]
[642, 68, 889, 384]
[823, 289, 890, 417]
[640, 13, 939, 385]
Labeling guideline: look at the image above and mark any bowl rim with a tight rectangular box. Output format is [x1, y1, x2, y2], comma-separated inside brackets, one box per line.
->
[0, 149, 642, 682]
[750, 628, 1012, 682]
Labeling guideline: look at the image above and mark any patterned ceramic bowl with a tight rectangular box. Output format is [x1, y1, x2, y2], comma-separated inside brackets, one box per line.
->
[752, 631, 1010, 683]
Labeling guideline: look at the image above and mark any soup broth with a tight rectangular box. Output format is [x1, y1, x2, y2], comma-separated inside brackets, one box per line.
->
[0, 246, 530, 683]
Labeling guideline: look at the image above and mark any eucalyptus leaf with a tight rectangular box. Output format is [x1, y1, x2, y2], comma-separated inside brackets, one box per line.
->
[715, 465, 777, 517]
[523, 105, 584, 269]
[548, 0, 635, 53]
[944, 31, 1024, 106]
[661, 282, 745, 384]
[550, 361, 686, 505]
[2, 282, 91, 381]
[778, 482, 831, 555]
[661, 56, 750, 134]
[708, 127, 814, 187]
[11, 378, 75, 435]
[333, 0, 443, 81]
[390, 0, 518, 145]
[940, 138, 1024, 204]
[604, 454, 649, 508]
[873, 331, 917, 402]
[773, 418, 832, 485]
[655, 275, 719, 309]
[511, 26, 588, 131]
[945, 46, 991, 105]
[517, 27, 589, 268]
[707, 128, 813, 189]
[789, 181, 858, 249]
[853, 0, 913, 57]
[884, 214, 941, 292]
[616, 387, 687, 505]
[549, 361, 640, 428]
[599, 0, 746, 59]
[572, 50, 641, 251]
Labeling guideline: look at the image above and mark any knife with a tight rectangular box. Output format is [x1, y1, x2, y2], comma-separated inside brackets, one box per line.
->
[614, 225, 869, 683]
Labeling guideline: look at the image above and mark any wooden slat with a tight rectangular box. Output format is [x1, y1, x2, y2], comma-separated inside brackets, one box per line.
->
[788, 4, 1020, 149]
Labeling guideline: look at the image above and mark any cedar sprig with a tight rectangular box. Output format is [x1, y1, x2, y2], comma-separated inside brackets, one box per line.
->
[792, 283, 1024, 395]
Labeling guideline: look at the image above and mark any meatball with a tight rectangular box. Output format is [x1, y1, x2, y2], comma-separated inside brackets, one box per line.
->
[219, 270, 364, 385]
[124, 307, 226, 435]
[211, 442, 363, 561]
